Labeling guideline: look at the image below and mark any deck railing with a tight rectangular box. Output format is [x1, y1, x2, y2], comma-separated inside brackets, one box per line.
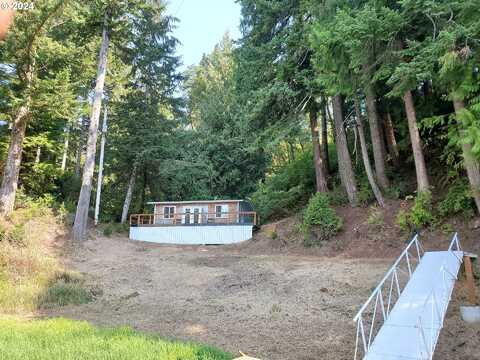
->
[130, 211, 257, 227]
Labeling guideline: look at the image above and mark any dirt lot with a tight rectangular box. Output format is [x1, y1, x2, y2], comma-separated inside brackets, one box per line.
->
[46, 232, 479, 360]
[46, 235, 390, 360]
[435, 280, 480, 360]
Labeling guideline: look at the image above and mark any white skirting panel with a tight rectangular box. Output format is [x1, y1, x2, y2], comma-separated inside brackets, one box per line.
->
[129, 225, 253, 245]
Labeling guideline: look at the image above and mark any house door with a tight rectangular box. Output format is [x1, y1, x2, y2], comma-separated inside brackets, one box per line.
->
[193, 208, 200, 224]
[183, 208, 191, 224]
[183, 207, 202, 224]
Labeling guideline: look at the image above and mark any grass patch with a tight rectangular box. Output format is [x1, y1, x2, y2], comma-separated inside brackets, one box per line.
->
[0, 198, 92, 313]
[39, 275, 93, 308]
[0, 318, 232, 360]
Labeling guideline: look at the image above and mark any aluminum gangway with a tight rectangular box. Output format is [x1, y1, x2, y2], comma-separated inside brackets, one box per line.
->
[353, 233, 463, 360]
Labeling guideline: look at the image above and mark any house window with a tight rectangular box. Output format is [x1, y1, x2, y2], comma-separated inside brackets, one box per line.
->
[163, 206, 175, 219]
[215, 205, 228, 218]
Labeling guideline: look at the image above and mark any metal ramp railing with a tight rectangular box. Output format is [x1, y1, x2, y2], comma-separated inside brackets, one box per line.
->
[353, 233, 463, 360]
[353, 234, 424, 359]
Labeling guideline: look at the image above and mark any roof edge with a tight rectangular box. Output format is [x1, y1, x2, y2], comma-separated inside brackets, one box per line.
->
[146, 200, 245, 205]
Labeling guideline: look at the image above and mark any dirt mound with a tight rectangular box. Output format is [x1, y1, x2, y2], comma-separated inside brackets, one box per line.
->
[238, 200, 480, 258]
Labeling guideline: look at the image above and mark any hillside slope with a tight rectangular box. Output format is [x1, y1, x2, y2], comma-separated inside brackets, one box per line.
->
[240, 200, 480, 258]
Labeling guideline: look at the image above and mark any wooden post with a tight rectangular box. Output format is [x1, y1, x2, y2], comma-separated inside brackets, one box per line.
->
[464, 255, 477, 305]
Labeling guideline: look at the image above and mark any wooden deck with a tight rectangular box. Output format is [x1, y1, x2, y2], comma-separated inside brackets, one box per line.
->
[130, 211, 257, 227]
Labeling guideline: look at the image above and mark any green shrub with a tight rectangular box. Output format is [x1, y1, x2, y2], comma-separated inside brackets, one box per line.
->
[396, 209, 410, 232]
[102, 222, 129, 237]
[327, 184, 349, 205]
[57, 171, 81, 204]
[251, 184, 309, 222]
[410, 191, 435, 228]
[103, 224, 114, 237]
[384, 185, 401, 200]
[251, 145, 340, 223]
[302, 193, 342, 246]
[396, 191, 435, 232]
[357, 176, 374, 205]
[55, 202, 70, 224]
[21, 163, 62, 198]
[437, 180, 475, 218]
[251, 150, 315, 222]
[384, 179, 408, 200]
[14, 191, 57, 220]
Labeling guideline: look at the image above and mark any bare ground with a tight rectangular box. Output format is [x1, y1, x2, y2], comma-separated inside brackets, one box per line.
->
[45, 227, 480, 360]
[435, 277, 480, 360]
[46, 235, 390, 360]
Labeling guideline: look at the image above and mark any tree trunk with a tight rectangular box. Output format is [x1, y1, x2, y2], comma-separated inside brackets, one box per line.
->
[121, 165, 137, 224]
[309, 107, 328, 193]
[94, 105, 108, 226]
[140, 167, 147, 213]
[354, 96, 385, 207]
[74, 118, 86, 178]
[353, 126, 360, 165]
[453, 99, 480, 214]
[74, 139, 82, 177]
[320, 104, 330, 173]
[287, 141, 296, 162]
[364, 84, 389, 189]
[403, 90, 430, 192]
[332, 95, 358, 205]
[0, 59, 35, 217]
[379, 115, 388, 165]
[34, 146, 41, 164]
[384, 112, 400, 167]
[61, 125, 69, 172]
[0, 104, 29, 215]
[73, 22, 110, 240]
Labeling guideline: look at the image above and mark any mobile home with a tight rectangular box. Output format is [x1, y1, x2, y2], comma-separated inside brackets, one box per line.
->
[129, 200, 256, 245]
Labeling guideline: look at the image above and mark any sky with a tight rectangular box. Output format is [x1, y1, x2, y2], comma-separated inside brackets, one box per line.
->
[166, 0, 242, 70]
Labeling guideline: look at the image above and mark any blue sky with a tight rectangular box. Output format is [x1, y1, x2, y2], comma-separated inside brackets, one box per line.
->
[166, 0, 242, 70]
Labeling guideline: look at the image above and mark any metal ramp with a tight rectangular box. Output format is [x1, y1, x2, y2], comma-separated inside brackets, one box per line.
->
[354, 233, 463, 360]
